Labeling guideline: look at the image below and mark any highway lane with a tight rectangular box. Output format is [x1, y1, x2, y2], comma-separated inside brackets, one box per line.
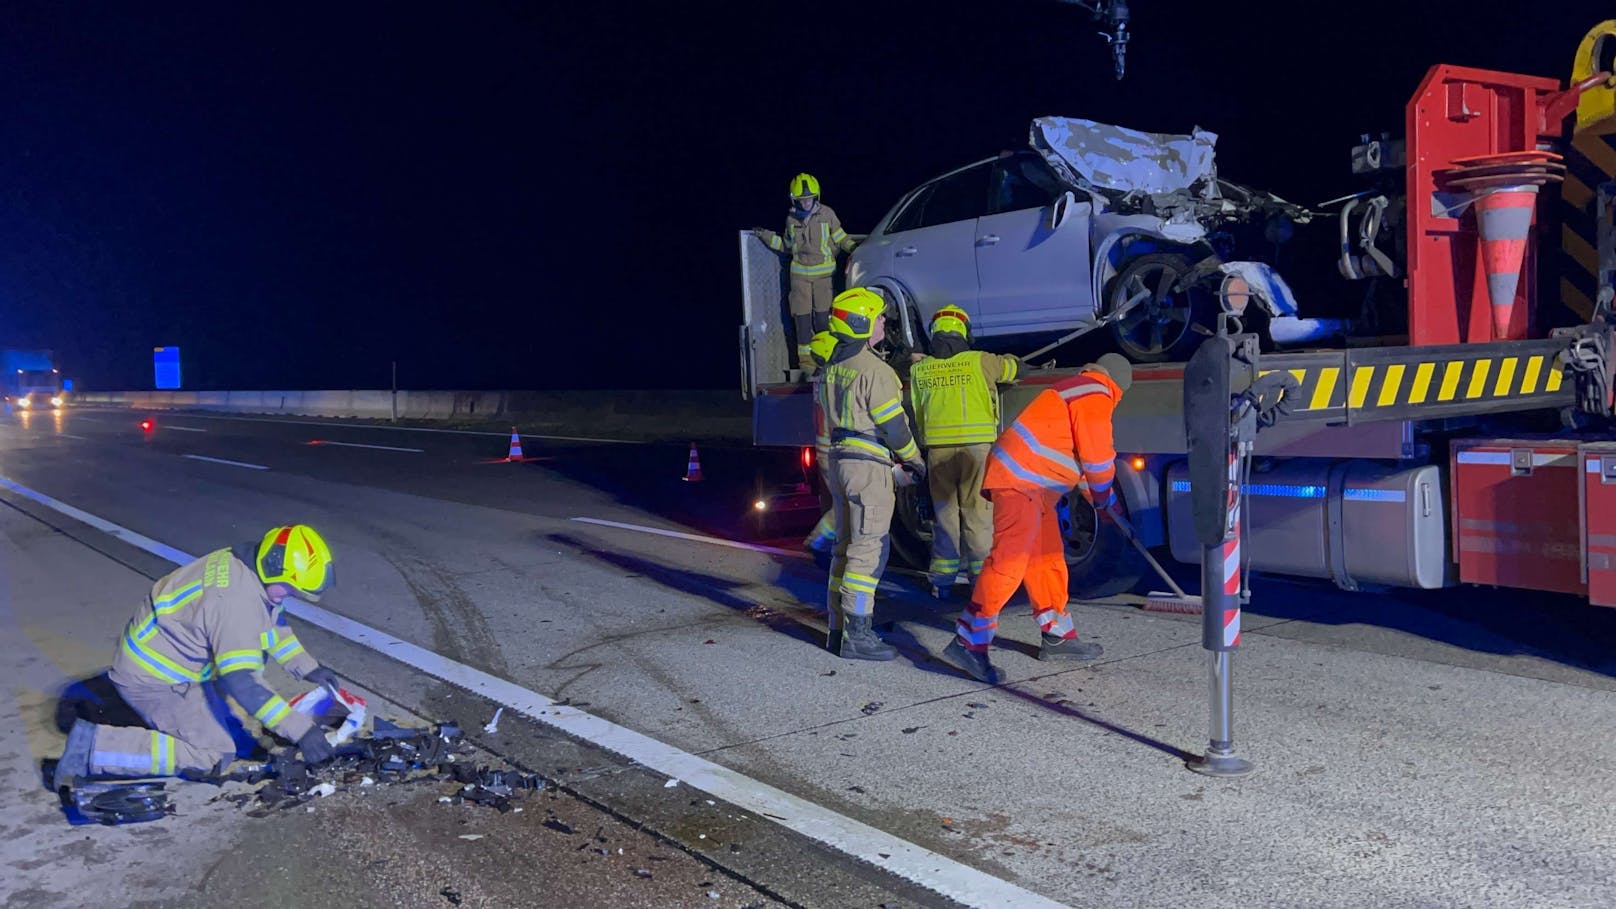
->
[7, 406, 1616, 908]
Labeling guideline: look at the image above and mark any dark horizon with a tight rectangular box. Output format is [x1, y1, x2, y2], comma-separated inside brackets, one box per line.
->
[1, 2, 1606, 391]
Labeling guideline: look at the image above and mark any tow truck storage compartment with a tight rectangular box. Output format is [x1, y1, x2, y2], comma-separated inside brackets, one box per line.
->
[1451, 439, 1584, 596]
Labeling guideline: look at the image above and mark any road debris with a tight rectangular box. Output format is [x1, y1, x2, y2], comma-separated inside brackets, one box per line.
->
[439, 885, 462, 906]
[543, 818, 576, 835]
[664, 779, 679, 788]
[901, 726, 925, 734]
[483, 707, 504, 734]
[458, 834, 485, 841]
[71, 782, 174, 825]
[860, 702, 883, 715]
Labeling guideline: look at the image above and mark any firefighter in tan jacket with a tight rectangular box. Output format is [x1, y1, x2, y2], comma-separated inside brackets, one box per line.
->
[754, 173, 858, 371]
[819, 288, 926, 660]
[54, 525, 340, 792]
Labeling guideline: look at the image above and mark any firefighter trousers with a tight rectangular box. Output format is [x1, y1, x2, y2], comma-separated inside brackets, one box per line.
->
[828, 456, 894, 621]
[956, 487, 1076, 652]
[789, 275, 834, 368]
[925, 444, 992, 587]
[88, 680, 240, 777]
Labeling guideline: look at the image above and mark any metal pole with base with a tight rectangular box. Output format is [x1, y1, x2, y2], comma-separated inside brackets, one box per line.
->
[1190, 430, 1255, 778]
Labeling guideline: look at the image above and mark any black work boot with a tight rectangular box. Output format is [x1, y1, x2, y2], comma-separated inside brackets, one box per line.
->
[1038, 635, 1103, 662]
[839, 613, 897, 661]
[941, 639, 1002, 684]
[53, 718, 96, 795]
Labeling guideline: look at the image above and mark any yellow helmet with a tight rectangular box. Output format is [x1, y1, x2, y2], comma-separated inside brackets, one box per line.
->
[828, 287, 886, 340]
[789, 172, 821, 201]
[929, 305, 970, 340]
[256, 524, 334, 602]
[808, 331, 838, 367]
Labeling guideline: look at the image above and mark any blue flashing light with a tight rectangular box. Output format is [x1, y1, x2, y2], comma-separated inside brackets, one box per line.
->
[1342, 488, 1407, 503]
[1172, 478, 1407, 503]
[153, 347, 181, 390]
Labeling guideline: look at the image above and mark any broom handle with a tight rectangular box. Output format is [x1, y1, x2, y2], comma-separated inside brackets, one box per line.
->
[1109, 510, 1190, 599]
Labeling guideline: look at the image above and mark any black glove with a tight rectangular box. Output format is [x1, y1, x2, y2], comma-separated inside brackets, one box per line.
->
[297, 727, 335, 765]
[304, 666, 341, 690]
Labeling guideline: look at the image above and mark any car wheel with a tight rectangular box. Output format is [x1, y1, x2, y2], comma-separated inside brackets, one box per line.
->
[1106, 253, 1213, 363]
[1056, 491, 1147, 599]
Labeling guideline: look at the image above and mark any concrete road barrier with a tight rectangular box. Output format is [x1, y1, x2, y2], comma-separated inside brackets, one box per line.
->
[71, 388, 753, 443]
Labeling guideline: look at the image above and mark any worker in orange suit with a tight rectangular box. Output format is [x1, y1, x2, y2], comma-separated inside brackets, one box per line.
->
[939, 352, 1132, 683]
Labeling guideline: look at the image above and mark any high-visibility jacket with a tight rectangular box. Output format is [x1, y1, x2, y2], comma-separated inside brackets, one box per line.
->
[910, 350, 1019, 447]
[763, 203, 856, 278]
[110, 547, 320, 742]
[981, 369, 1120, 506]
[819, 346, 921, 465]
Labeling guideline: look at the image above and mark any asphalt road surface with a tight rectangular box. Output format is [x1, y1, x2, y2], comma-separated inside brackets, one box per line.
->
[4, 405, 1616, 909]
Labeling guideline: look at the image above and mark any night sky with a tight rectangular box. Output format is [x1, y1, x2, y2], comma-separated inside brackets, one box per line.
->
[1, 2, 1607, 391]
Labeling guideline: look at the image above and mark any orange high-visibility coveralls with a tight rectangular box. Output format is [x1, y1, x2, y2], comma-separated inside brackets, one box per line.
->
[955, 368, 1121, 652]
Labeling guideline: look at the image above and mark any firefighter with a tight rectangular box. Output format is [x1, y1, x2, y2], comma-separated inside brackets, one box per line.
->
[909, 306, 1020, 600]
[53, 525, 341, 792]
[753, 173, 858, 372]
[939, 353, 1132, 683]
[820, 287, 926, 660]
[802, 330, 839, 565]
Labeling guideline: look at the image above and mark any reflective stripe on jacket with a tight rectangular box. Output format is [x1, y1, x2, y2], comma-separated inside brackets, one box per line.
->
[819, 346, 920, 465]
[765, 203, 855, 277]
[910, 350, 1018, 447]
[110, 548, 319, 740]
[981, 370, 1120, 505]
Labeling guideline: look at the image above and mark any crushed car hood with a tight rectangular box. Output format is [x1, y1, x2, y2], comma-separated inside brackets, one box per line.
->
[1030, 115, 1310, 226]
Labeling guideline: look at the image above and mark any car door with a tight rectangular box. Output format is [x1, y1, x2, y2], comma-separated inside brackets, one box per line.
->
[973, 152, 1093, 333]
[873, 162, 991, 320]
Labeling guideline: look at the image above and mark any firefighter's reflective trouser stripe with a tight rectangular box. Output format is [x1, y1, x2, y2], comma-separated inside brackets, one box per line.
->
[957, 488, 1075, 652]
[828, 456, 894, 618]
[926, 443, 992, 588]
[805, 510, 836, 551]
[89, 680, 238, 777]
[790, 275, 835, 367]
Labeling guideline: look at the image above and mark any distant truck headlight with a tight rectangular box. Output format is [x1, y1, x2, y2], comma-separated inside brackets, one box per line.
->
[16, 396, 30, 408]
[50, 396, 63, 407]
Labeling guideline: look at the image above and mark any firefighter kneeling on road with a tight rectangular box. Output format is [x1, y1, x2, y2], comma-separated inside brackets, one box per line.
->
[940, 354, 1132, 683]
[909, 305, 1019, 600]
[820, 288, 926, 660]
[54, 525, 342, 792]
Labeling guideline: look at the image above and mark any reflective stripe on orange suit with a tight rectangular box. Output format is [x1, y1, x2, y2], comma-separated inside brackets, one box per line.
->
[959, 369, 1120, 651]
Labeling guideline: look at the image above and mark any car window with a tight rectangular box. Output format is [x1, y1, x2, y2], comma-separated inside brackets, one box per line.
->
[884, 184, 933, 234]
[988, 153, 1063, 215]
[913, 164, 990, 229]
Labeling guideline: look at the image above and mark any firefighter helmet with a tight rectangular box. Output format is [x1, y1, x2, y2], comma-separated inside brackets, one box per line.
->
[828, 288, 886, 341]
[255, 524, 334, 602]
[928, 305, 971, 340]
[789, 173, 821, 201]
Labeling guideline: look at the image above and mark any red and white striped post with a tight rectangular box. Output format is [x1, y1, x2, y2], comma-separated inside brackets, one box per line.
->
[1191, 432, 1256, 778]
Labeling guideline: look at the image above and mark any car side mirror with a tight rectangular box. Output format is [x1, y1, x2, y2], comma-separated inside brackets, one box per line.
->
[1049, 191, 1077, 231]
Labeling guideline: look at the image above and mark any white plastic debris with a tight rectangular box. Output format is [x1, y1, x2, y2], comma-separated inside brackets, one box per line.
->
[707, 892, 720, 900]
[360, 777, 376, 788]
[483, 707, 504, 734]
[663, 779, 678, 789]
[288, 686, 369, 746]
[459, 834, 485, 841]
[309, 782, 337, 798]
[438, 797, 453, 804]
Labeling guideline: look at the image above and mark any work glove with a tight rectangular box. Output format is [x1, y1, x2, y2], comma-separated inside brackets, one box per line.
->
[752, 228, 775, 243]
[297, 727, 336, 765]
[904, 460, 928, 484]
[303, 666, 341, 690]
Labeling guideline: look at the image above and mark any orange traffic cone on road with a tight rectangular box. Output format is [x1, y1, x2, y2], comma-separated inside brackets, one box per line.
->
[681, 443, 704, 482]
[505, 427, 525, 461]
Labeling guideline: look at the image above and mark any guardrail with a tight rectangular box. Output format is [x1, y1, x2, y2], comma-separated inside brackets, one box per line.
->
[71, 389, 752, 442]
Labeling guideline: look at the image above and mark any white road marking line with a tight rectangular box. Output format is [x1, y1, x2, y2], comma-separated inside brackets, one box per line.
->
[164, 425, 208, 432]
[569, 516, 914, 591]
[181, 454, 269, 470]
[309, 439, 424, 453]
[571, 517, 809, 559]
[55, 433, 92, 441]
[0, 474, 1068, 909]
[76, 409, 648, 444]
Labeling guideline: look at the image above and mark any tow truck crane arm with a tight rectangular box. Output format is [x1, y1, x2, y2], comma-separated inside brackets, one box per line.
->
[1052, 0, 1131, 80]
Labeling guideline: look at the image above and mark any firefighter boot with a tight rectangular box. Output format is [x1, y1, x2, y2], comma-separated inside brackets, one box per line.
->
[53, 718, 96, 795]
[941, 639, 1002, 684]
[839, 613, 897, 661]
[1038, 634, 1103, 662]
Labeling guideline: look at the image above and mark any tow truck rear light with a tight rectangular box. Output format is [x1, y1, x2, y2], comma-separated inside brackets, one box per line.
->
[140, 419, 153, 432]
[801, 446, 814, 470]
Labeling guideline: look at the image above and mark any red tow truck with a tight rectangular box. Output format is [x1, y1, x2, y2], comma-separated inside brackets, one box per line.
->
[741, 21, 1616, 609]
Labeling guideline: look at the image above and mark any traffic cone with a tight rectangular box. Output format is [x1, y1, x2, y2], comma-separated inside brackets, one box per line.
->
[1472, 185, 1540, 341]
[505, 427, 524, 462]
[681, 443, 704, 482]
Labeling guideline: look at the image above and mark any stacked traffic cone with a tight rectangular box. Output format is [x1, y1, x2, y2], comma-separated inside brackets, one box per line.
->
[1472, 187, 1538, 341]
[681, 443, 704, 482]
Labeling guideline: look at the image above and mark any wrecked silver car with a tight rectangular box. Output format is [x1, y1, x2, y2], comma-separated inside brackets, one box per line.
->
[847, 116, 1336, 361]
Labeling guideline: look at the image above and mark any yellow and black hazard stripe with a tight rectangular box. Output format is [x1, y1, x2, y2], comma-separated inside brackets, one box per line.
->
[1259, 340, 1574, 424]
[1559, 21, 1616, 324]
